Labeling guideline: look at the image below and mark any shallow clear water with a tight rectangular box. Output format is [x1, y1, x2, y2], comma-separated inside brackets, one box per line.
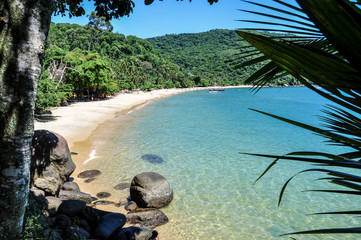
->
[84, 87, 360, 239]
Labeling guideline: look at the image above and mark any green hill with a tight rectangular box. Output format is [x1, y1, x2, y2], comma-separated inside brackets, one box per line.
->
[37, 23, 297, 110]
[147, 29, 247, 86]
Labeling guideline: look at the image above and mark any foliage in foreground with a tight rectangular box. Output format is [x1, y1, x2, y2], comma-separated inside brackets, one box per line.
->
[237, 0, 361, 236]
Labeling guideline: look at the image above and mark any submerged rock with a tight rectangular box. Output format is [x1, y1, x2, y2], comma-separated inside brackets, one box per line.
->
[77, 170, 101, 179]
[126, 208, 168, 229]
[141, 154, 164, 164]
[96, 192, 111, 199]
[114, 183, 130, 190]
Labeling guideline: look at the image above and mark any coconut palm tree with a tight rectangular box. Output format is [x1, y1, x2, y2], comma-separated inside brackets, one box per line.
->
[236, 0, 361, 236]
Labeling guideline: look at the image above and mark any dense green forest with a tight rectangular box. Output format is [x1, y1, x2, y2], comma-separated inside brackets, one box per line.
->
[147, 29, 246, 86]
[147, 29, 299, 87]
[37, 17, 298, 110]
[38, 18, 192, 110]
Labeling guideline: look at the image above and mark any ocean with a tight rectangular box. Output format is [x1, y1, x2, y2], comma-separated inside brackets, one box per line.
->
[81, 87, 360, 239]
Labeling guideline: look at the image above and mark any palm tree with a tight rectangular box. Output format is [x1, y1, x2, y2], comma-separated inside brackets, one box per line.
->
[236, 0, 361, 236]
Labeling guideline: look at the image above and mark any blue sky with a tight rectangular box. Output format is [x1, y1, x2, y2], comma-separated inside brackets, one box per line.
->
[52, 0, 298, 39]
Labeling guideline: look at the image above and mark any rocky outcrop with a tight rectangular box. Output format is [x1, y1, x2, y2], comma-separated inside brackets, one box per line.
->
[29, 196, 159, 240]
[29, 131, 169, 239]
[130, 172, 173, 208]
[31, 130, 76, 195]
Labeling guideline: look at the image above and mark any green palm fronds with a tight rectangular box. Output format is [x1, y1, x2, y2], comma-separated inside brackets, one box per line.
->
[237, 0, 361, 236]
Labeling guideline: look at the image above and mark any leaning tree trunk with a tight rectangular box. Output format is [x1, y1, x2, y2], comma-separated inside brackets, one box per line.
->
[0, 1, 52, 239]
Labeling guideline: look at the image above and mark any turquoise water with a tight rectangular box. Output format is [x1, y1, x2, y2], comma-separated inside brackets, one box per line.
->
[85, 87, 360, 239]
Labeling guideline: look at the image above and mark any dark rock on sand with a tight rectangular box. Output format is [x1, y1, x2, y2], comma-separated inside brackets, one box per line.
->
[96, 192, 111, 199]
[126, 208, 168, 229]
[141, 154, 164, 163]
[130, 172, 173, 208]
[95, 213, 127, 239]
[114, 182, 130, 190]
[77, 169, 101, 179]
[110, 226, 158, 240]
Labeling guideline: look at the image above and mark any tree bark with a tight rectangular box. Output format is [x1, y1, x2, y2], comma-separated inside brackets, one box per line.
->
[0, 1, 52, 239]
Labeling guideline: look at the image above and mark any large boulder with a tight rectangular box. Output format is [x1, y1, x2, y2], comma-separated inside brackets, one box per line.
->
[31, 130, 76, 195]
[130, 172, 173, 208]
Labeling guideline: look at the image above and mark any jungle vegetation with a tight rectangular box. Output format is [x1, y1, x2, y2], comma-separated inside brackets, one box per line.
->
[37, 20, 299, 110]
[147, 29, 299, 87]
[37, 19, 190, 110]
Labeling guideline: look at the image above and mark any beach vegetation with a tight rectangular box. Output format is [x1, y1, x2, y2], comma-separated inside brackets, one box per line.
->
[237, 0, 361, 236]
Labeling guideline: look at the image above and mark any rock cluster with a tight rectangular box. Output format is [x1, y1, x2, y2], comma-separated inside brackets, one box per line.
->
[29, 130, 173, 239]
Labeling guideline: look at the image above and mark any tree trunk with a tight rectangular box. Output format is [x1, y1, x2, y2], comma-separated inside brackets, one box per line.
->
[0, 1, 52, 239]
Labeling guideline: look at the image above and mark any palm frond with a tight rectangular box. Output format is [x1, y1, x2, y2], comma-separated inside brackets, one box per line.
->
[237, 0, 361, 237]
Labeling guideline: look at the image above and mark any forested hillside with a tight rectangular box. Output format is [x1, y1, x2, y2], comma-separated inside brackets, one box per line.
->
[37, 19, 297, 110]
[147, 29, 299, 87]
[148, 29, 246, 86]
[38, 20, 192, 110]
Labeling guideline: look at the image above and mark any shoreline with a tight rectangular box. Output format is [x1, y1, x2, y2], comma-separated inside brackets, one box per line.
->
[34, 86, 251, 237]
[34, 86, 251, 149]
[35, 88, 198, 148]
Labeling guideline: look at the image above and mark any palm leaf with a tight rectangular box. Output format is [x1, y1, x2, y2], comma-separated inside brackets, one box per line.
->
[237, 0, 361, 237]
[281, 227, 361, 236]
[296, 0, 361, 68]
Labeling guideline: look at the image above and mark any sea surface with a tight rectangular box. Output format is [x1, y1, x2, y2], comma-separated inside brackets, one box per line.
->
[83, 87, 360, 239]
